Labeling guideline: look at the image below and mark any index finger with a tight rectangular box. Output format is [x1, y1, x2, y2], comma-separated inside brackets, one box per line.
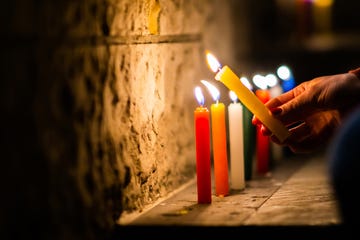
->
[265, 90, 297, 109]
[253, 90, 296, 125]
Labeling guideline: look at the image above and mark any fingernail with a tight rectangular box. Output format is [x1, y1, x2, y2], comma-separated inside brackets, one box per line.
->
[270, 107, 282, 115]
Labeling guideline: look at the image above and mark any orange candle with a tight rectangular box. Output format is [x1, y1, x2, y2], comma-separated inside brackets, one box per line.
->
[201, 80, 229, 197]
[194, 87, 212, 204]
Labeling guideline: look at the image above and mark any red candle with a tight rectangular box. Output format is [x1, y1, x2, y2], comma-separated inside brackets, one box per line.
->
[255, 89, 270, 175]
[194, 87, 212, 204]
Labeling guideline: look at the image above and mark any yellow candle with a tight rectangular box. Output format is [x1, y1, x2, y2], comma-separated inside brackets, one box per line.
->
[206, 53, 291, 143]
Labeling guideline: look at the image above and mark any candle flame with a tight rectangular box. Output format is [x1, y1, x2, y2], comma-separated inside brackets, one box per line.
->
[206, 51, 222, 73]
[201, 80, 220, 102]
[314, 0, 333, 7]
[194, 87, 205, 106]
[229, 91, 238, 103]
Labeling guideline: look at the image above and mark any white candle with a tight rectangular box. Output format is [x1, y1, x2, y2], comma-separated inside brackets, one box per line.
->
[228, 91, 245, 190]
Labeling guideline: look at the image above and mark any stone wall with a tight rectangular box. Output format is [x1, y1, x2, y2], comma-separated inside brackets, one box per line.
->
[1, 0, 237, 239]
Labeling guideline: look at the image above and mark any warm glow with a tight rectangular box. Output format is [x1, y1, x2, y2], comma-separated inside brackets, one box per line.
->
[201, 80, 220, 102]
[206, 51, 222, 73]
[240, 77, 253, 91]
[195, 86, 205, 106]
[253, 74, 267, 90]
[229, 91, 238, 103]
[277, 65, 291, 80]
[265, 74, 278, 87]
[313, 0, 333, 7]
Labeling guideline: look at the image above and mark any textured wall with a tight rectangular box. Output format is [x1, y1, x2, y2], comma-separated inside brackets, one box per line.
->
[1, 0, 236, 239]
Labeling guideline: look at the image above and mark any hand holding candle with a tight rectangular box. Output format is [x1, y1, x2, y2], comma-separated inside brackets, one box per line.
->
[194, 87, 212, 204]
[201, 80, 229, 197]
[206, 52, 291, 143]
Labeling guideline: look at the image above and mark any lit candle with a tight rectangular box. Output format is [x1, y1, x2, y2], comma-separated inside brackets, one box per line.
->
[201, 80, 229, 197]
[228, 90, 245, 190]
[206, 52, 291, 143]
[194, 87, 212, 204]
[253, 74, 271, 175]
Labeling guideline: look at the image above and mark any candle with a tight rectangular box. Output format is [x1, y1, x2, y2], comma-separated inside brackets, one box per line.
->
[206, 52, 290, 143]
[228, 91, 245, 190]
[243, 106, 255, 180]
[194, 87, 212, 204]
[201, 80, 229, 197]
[253, 75, 271, 175]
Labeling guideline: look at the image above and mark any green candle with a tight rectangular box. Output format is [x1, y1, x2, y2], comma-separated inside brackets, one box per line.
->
[243, 106, 255, 180]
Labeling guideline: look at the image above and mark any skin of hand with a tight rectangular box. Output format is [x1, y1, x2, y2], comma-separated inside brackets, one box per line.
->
[252, 72, 360, 153]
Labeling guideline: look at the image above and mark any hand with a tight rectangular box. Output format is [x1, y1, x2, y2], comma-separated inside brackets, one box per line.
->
[252, 72, 360, 153]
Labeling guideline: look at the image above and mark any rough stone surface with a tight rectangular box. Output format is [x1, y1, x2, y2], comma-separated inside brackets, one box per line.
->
[1, 0, 236, 239]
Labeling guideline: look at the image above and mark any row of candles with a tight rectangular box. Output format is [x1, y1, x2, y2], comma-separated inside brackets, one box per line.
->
[194, 52, 295, 204]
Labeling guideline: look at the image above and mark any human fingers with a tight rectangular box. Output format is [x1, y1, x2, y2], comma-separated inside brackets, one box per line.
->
[272, 94, 316, 127]
[253, 87, 300, 128]
[287, 122, 310, 143]
[252, 115, 261, 126]
[268, 121, 308, 146]
[263, 82, 315, 125]
[252, 89, 295, 126]
[261, 125, 272, 136]
[282, 111, 340, 153]
[282, 122, 313, 153]
[264, 88, 299, 109]
[252, 106, 283, 127]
